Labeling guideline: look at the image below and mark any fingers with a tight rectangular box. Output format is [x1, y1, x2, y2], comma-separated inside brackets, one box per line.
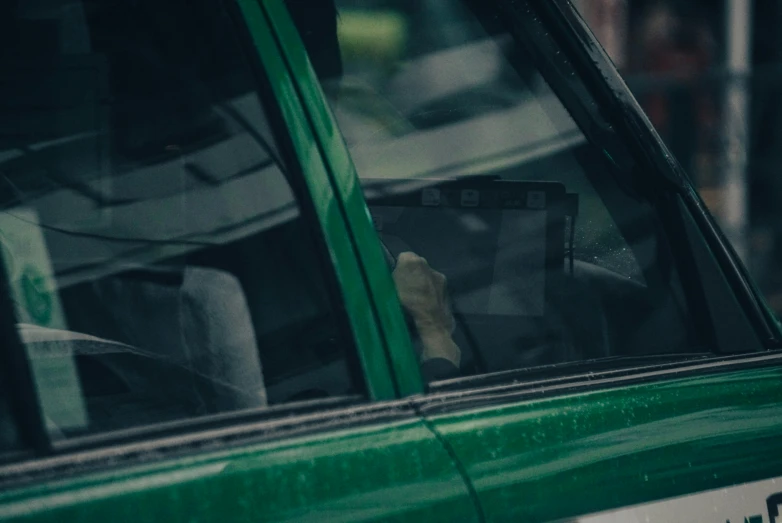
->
[392, 251, 461, 368]
[393, 252, 434, 305]
[393, 251, 454, 332]
[392, 252, 436, 307]
[430, 268, 455, 334]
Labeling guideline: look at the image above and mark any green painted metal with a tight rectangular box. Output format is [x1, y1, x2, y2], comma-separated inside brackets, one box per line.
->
[0, 419, 477, 522]
[262, 0, 425, 397]
[428, 362, 782, 522]
[236, 0, 396, 400]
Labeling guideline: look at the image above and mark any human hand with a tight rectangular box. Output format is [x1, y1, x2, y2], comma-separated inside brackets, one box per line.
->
[392, 252, 460, 367]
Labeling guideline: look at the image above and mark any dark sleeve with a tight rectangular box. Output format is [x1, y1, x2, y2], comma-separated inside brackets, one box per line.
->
[419, 357, 460, 383]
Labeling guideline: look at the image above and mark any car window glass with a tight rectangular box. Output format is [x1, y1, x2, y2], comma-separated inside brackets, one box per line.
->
[292, 0, 704, 381]
[0, 0, 363, 441]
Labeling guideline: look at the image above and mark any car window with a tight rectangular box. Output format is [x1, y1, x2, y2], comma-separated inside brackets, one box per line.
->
[0, 0, 363, 442]
[291, 0, 705, 380]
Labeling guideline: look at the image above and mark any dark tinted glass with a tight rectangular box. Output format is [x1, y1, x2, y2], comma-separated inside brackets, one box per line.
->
[0, 0, 362, 440]
[293, 0, 703, 381]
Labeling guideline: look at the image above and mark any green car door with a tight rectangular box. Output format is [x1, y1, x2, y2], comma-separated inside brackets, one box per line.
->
[0, 1, 475, 521]
[282, 0, 782, 521]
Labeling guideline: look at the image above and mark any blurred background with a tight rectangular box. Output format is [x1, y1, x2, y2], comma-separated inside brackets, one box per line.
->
[574, 0, 782, 313]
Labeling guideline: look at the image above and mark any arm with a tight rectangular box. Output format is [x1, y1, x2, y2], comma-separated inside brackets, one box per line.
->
[392, 252, 461, 380]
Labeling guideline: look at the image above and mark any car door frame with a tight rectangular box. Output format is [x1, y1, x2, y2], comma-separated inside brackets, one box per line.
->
[259, 0, 426, 398]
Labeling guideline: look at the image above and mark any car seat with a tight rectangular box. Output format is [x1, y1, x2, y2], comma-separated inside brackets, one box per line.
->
[89, 266, 268, 413]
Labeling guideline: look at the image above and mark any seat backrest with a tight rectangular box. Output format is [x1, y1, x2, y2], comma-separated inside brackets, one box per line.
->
[92, 266, 267, 412]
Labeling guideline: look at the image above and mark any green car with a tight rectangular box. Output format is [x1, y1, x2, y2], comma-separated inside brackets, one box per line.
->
[1, 0, 781, 521]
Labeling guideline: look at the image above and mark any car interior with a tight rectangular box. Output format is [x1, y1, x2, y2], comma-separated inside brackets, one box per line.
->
[0, 0, 707, 440]
[0, 0, 362, 438]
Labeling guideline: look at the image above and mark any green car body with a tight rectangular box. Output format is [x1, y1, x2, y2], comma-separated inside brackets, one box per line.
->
[1, 0, 782, 522]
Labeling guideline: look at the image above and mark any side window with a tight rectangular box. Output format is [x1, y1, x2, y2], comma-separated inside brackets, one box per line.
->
[0, 0, 363, 441]
[291, 0, 705, 381]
